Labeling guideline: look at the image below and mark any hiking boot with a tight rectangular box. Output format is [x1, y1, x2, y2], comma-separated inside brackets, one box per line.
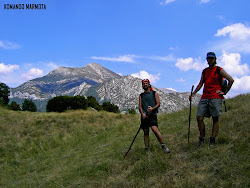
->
[198, 137, 205, 147]
[161, 143, 170, 154]
[209, 137, 216, 147]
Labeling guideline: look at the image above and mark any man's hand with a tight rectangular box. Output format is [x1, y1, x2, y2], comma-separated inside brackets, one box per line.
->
[216, 90, 225, 95]
[147, 106, 153, 113]
[142, 113, 147, 119]
[189, 93, 195, 101]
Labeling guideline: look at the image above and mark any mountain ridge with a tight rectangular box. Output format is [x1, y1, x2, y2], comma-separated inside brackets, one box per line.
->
[9, 63, 201, 112]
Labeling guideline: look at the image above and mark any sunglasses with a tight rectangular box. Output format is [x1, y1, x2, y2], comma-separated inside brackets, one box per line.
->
[207, 57, 215, 60]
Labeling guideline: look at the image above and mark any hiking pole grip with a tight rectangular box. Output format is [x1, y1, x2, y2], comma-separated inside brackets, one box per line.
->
[188, 85, 194, 144]
[124, 125, 141, 159]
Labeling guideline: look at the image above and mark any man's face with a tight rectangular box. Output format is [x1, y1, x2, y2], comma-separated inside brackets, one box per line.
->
[142, 82, 149, 90]
[207, 57, 216, 66]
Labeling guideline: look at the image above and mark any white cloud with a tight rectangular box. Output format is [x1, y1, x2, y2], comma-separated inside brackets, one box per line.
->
[0, 41, 21, 50]
[218, 51, 249, 76]
[232, 76, 250, 92]
[200, 0, 211, 4]
[0, 63, 19, 73]
[131, 70, 160, 84]
[91, 54, 176, 64]
[175, 52, 249, 77]
[148, 54, 176, 62]
[214, 23, 250, 53]
[46, 62, 59, 69]
[169, 46, 179, 51]
[176, 78, 185, 82]
[21, 68, 44, 80]
[91, 55, 136, 63]
[160, 0, 176, 5]
[215, 23, 250, 41]
[175, 57, 206, 71]
[228, 75, 250, 98]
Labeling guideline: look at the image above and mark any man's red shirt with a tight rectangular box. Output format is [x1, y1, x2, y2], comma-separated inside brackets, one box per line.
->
[201, 66, 224, 99]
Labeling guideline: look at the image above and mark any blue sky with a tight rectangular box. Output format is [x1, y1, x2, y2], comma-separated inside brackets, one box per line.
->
[1, 0, 250, 97]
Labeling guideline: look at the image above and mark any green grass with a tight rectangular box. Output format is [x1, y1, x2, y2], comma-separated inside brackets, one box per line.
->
[0, 94, 249, 187]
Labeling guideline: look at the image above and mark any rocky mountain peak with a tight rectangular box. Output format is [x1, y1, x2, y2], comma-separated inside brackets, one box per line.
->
[47, 67, 76, 77]
[83, 62, 104, 69]
[9, 62, 201, 112]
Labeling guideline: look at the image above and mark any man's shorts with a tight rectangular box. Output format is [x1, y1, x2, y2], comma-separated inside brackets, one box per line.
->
[197, 98, 222, 118]
[141, 114, 158, 129]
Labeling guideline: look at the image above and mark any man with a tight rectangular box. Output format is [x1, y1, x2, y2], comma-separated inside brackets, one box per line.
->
[139, 79, 170, 153]
[189, 52, 234, 147]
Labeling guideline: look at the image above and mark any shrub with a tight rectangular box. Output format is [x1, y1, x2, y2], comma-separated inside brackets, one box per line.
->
[102, 102, 120, 113]
[128, 109, 136, 114]
[22, 99, 37, 112]
[9, 101, 21, 111]
[46, 96, 87, 112]
[87, 96, 102, 111]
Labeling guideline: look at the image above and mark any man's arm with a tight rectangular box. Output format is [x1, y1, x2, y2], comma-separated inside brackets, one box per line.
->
[189, 74, 204, 101]
[217, 68, 234, 95]
[139, 95, 147, 119]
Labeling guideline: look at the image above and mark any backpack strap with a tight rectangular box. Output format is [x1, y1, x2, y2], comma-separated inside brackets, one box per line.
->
[153, 91, 160, 112]
[216, 66, 221, 74]
[202, 68, 208, 83]
[216, 66, 224, 87]
[202, 66, 223, 84]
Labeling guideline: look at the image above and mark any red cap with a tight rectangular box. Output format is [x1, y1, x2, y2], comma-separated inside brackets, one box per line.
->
[142, 79, 150, 84]
[142, 79, 153, 91]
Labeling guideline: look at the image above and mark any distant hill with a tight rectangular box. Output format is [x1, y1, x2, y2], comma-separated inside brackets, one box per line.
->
[9, 63, 200, 112]
[159, 88, 177, 94]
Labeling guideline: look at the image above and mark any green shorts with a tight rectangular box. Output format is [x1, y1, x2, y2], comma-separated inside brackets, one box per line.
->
[197, 99, 222, 118]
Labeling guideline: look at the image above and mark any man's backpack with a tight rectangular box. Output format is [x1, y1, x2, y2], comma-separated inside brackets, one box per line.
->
[202, 66, 228, 92]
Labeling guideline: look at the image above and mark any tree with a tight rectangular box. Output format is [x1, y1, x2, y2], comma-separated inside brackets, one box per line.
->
[0, 83, 10, 105]
[9, 101, 21, 111]
[70, 96, 88, 110]
[46, 96, 69, 112]
[87, 96, 102, 111]
[46, 96, 88, 112]
[22, 99, 37, 112]
[102, 102, 120, 113]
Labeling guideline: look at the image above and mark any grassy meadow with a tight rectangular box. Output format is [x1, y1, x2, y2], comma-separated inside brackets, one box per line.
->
[0, 94, 249, 187]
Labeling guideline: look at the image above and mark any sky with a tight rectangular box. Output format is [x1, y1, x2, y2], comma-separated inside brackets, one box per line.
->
[0, 0, 250, 98]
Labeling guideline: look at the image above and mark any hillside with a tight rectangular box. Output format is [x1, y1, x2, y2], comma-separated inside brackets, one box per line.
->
[0, 94, 249, 187]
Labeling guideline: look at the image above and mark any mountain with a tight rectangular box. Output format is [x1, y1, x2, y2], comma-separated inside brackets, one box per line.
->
[159, 88, 177, 94]
[10, 63, 121, 111]
[9, 63, 200, 112]
[82, 75, 201, 113]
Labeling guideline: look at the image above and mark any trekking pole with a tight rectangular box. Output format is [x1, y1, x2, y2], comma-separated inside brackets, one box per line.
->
[188, 85, 194, 144]
[224, 100, 227, 112]
[124, 125, 141, 159]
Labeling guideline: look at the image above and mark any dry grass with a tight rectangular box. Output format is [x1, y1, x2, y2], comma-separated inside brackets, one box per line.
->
[0, 94, 249, 187]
